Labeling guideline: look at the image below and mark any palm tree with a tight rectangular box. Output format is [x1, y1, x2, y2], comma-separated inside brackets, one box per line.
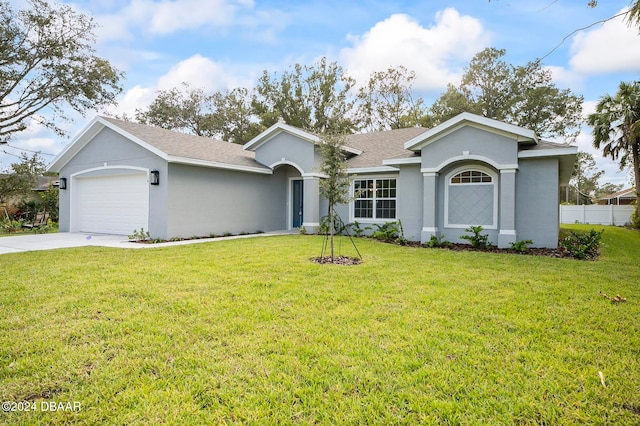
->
[587, 81, 640, 222]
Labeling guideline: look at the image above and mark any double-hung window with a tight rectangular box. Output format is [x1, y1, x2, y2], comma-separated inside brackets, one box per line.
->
[353, 178, 397, 220]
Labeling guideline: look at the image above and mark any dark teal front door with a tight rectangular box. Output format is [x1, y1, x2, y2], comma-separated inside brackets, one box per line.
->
[292, 180, 304, 228]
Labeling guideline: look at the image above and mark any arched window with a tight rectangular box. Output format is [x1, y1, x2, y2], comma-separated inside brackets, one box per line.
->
[445, 167, 498, 229]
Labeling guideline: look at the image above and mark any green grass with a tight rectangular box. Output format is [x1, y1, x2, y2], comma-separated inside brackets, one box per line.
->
[1, 225, 639, 424]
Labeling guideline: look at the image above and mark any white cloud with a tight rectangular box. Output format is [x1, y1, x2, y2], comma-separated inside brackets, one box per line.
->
[94, 0, 254, 41]
[113, 54, 252, 117]
[340, 9, 491, 91]
[157, 54, 250, 90]
[569, 8, 640, 75]
[115, 85, 157, 118]
[22, 137, 56, 151]
[545, 65, 583, 91]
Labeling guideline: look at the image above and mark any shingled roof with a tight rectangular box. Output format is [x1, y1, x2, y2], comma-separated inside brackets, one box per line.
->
[345, 127, 427, 168]
[49, 115, 576, 175]
[100, 117, 268, 171]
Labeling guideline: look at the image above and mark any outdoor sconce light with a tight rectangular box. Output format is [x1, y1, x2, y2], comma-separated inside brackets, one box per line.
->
[59, 178, 67, 190]
[150, 170, 160, 185]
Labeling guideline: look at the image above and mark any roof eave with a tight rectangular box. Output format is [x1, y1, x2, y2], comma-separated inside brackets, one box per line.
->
[167, 156, 273, 174]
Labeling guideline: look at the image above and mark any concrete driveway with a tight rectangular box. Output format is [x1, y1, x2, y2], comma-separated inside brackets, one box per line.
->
[0, 233, 134, 255]
[0, 231, 290, 255]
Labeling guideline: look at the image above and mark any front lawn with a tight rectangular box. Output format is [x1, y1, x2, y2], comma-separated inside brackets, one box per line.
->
[1, 225, 639, 424]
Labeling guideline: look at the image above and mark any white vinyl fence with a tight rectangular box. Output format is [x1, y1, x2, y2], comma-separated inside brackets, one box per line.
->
[559, 205, 635, 226]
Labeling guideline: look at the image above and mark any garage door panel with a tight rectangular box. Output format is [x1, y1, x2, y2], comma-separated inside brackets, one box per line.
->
[75, 173, 149, 235]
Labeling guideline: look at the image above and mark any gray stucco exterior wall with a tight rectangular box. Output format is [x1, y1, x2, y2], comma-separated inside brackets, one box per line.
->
[166, 164, 288, 239]
[421, 126, 519, 170]
[397, 165, 423, 241]
[515, 158, 560, 248]
[254, 132, 317, 173]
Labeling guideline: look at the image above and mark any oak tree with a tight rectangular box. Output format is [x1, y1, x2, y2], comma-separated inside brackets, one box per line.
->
[0, 0, 122, 143]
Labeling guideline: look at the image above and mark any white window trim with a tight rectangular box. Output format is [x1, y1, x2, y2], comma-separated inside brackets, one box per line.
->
[349, 175, 398, 223]
[444, 166, 498, 229]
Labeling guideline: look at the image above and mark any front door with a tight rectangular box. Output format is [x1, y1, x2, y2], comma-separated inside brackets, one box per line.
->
[292, 179, 304, 228]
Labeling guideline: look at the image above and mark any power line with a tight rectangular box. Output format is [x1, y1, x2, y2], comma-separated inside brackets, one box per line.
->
[2, 144, 56, 156]
[1, 149, 25, 159]
[537, 10, 630, 62]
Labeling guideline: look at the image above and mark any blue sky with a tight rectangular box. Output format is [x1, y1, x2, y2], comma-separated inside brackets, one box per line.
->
[4, 0, 640, 186]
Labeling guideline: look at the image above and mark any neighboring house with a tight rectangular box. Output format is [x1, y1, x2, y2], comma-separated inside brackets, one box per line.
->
[598, 187, 636, 205]
[47, 112, 577, 248]
[0, 174, 56, 214]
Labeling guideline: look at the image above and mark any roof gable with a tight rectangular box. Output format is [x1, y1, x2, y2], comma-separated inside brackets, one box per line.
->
[404, 112, 538, 151]
[244, 122, 362, 156]
[243, 122, 320, 151]
[48, 116, 271, 174]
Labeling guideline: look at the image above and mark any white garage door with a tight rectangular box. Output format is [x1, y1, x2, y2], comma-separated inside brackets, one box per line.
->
[75, 173, 149, 235]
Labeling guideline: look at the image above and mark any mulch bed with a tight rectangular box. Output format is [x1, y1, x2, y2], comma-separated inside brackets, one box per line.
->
[312, 256, 363, 265]
[444, 243, 575, 258]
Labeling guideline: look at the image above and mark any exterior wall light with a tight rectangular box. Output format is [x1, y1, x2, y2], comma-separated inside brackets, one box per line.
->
[59, 178, 67, 190]
[150, 170, 160, 185]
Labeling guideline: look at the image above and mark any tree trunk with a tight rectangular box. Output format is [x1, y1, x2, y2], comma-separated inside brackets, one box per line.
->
[633, 142, 640, 221]
[330, 205, 335, 262]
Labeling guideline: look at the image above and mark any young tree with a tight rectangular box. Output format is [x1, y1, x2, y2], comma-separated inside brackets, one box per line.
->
[318, 134, 350, 262]
[425, 48, 584, 143]
[0, 0, 122, 143]
[588, 81, 640, 221]
[0, 153, 46, 203]
[355, 66, 424, 132]
[253, 58, 357, 134]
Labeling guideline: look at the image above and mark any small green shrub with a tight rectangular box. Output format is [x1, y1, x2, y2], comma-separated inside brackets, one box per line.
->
[459, 225, 491, 249]
[298, 226, 307, 235]
[128, 228, 151, 242]
[1, 219, 24, 233]
[349, 221, 371, 237]
[371, 221, 407, 244]
[32, 223, 53, 234]
[560, 229, 603, 260]
[509, 239, 534, 253]
[423, 234, 451, 248]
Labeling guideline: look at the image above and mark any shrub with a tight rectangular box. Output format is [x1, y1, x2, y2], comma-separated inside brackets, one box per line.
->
[371, 221, 407, 244]
[509, 239, 534, 253]
[630, 209, 640, 230]
[560, 229, 603, 260]
[1, 219, 24, 233]
[40, 184, 59, 222]
[349, 221, 370, 237]
[423, 234, 452, 248]
[459, 225, 491, 249]
[128, 228, 151, 242]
